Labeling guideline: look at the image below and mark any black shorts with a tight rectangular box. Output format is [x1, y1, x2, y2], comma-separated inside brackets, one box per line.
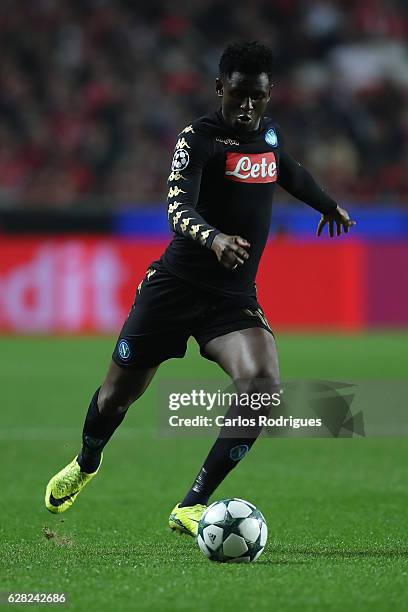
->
[112, 261, 273, 368]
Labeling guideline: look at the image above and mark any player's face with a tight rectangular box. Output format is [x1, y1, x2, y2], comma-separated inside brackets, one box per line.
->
[216, 72, 272, 133]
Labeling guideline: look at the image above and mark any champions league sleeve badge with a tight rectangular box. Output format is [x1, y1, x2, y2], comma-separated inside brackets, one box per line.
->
[171, 149, 190, 171]
[265, 128, 278, 147]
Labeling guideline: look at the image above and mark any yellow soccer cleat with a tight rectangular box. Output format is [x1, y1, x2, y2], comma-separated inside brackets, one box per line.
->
[45, 455, 102, 514]
[169, 503, 207, 537]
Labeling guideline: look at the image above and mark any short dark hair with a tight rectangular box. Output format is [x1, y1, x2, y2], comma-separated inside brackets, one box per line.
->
[219, 41, 274, 81]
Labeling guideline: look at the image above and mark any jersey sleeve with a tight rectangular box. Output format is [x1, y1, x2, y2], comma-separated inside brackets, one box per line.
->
[167, 125, 220, 249]
[276, 128, 338, 215]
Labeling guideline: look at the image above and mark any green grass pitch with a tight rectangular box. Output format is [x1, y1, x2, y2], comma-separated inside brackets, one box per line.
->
[1, 333, 407, 611]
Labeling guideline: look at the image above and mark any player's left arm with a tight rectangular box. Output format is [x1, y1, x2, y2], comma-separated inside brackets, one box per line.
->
[277, 149, 356, 237]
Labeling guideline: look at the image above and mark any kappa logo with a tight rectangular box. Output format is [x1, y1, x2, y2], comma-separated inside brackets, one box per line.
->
[225, 152, 277, 183]
[189, 223, 203, 238]
[168, 171, 185, 182]
[180, 217, 194, 232]
[168, 201, 182, 216]
[146, 268, 156, 281]
[168, 186, 185, 198]
[243, 308, 272, 332]
[175, 138, 190, 150]
[199, 228, 214, 244]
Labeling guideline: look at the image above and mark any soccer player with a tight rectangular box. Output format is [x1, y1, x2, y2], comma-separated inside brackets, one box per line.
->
[45, 42, 355, 536]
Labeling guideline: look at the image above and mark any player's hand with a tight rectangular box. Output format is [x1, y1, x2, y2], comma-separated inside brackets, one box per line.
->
[317, 205, 356, 238]
[211, 233, 250, 270]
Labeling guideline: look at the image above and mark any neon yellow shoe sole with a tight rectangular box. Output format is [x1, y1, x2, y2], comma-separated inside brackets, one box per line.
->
[45, 454, 102, 514]
[168, 503, 207, 537]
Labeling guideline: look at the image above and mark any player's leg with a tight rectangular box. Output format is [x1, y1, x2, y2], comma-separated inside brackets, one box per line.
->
[46, 261, 195, 514]
[45, 361, 158, 514]
[182, 327, 280, 504]
[78, 360, 158, 473]
[170, 327, 279, 535]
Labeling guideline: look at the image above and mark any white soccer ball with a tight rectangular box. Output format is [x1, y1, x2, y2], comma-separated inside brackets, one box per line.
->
[197, 498, 268, 563]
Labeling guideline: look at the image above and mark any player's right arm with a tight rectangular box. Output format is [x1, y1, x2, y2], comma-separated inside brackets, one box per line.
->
[167, 125, 220, 249]
[167, 125, 249, 269]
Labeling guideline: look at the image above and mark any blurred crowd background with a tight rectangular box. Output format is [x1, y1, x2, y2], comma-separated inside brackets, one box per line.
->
[0, 0, 407, 210]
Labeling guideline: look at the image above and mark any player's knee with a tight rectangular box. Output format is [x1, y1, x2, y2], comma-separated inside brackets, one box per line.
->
[233, 369, 280, 419]
[97, 384, 136, 416]
[244, 371, 280, 418]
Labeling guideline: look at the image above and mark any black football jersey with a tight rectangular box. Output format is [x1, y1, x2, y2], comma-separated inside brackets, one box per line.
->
[162, 110, 336, 296]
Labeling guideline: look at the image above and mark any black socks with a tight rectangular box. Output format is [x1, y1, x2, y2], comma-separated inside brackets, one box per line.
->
[77, 387, 127, 473]
[180, 379, 277, 507]
[179, 435, 257, 507]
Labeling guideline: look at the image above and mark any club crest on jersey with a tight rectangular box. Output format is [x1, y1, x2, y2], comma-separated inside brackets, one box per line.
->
[225, 152, 277, 183]
[265, 128, 278, 147]
[171, 149, 190, 171]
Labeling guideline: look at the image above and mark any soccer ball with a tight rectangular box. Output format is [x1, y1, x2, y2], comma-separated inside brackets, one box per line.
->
[197, 498, 267, 563]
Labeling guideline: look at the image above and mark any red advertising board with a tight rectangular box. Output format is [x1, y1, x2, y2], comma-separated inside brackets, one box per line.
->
[1, 236, 406, 333]
[0, 238, 163, 333]
[257, 238, 364, 330]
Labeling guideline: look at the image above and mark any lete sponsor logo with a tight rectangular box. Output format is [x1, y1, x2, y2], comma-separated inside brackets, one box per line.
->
[225, 152, 277, 183]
